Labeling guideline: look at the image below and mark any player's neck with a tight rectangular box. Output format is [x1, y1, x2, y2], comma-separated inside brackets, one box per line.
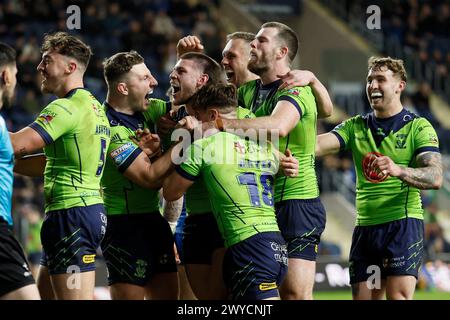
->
[373, 101, 403, 119]
[55, 77, 84, 98]
[106, 95, 134, 115]
[259, 64, 290, 85]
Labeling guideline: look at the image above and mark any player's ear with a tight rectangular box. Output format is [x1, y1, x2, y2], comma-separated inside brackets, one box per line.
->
[277, 46, 288, 60]
[1, 69, 7, 86]
[67, 61, 77, 74]
[209, 108, 219, 121]
[197, 74, 209, 87]
[117, 82, 128, 95]
[396, 80, 406, 94]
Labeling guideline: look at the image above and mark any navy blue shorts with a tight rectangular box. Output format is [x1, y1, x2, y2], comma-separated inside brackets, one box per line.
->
[275, 198, 326, 260]
[0, 220, 36, 296]
[349, 218, 424, 284]
[101, 213, 177, 286]
[40, 204, 107, 275]
[183, 213, 224, 264]
[223, 232, 288, 300]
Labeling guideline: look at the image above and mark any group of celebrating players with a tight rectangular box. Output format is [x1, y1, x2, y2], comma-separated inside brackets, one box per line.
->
[0, 20, 443, 301]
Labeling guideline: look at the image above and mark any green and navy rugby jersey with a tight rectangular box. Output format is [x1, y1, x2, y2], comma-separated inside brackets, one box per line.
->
[332, 108, 440, 226]
[238, 79, 319, 202]
[29, 88, 110, 212]
[178, 132, 280, 247]
[101, 99, 168, 215]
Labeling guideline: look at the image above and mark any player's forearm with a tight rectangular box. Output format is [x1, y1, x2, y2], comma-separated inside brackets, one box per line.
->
[310, 77, 333, 119]
[397, 166, 443, 190]
[162, 177, 184, 202]
[13, 154, 46, 177]
[146, 151, 175, 188]
[396, 152, 443, 189]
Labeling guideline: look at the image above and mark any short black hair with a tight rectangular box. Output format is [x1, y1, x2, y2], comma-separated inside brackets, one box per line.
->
[0, 42, 16, 68]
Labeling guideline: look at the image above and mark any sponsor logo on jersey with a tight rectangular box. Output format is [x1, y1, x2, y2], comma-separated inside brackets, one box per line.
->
[259, 282, 277, 291]
[37, 112, 56, 124]
[429, 134, 438, 145]
[110, 142, 135, 166]
[287, 88, 300, 96]
[82, 254, 96, 264]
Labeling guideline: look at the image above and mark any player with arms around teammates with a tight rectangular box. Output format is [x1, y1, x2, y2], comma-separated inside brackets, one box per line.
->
[100, 50, 179, 300]
[316, 56, 443, 300]
[10, 32, 111, 300]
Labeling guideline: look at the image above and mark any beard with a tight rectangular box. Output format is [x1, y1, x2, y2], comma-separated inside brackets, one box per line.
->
[247, 59, 269, 76]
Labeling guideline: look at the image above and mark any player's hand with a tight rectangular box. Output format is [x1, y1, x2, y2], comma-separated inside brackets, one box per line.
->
[130, 128, 161, 158]
[177, 35, 204, 58]
[280, 149, 299, 177]
[370, 155, 402, 178]
[278, 70, 315, 90]
[157, 113, 178, 137]
[176, 115, 200, 131]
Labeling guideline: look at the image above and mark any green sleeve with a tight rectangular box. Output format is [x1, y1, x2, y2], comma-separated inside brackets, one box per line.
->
[143, 98, 170, 124]
[331, 117, 356, 151]
[278, 86, 314, 118]
[107, 129, 142, 173]
[413, 118, 440, 154]
[31, 99, 78, 142]
[178, 140, 204, 179]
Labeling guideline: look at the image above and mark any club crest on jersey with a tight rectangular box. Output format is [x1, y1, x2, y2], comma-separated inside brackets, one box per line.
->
[37, 112, 56, 124]
[92, 103, 100, 116]
[287, 88, 300, 96]
[234, 141, 246, 154]
[395, 134, 407, 149]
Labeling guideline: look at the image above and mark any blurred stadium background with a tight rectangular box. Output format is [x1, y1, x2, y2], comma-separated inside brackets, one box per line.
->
[1, 0, 449, 300]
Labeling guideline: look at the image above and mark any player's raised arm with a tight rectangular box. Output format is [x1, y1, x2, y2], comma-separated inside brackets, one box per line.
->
[278, 70, 333, 118]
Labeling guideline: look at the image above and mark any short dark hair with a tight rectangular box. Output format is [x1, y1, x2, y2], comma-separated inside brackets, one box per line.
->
[261, 21, 298, 63]
[41, 32, 92, 68]
[368, 56, 407, 82]
[226, 32, 255, 43]
[179, 52, 227, 85]
[187, 83, 237, 113]
[0, 42, 16, 68]
[103, 50, 144, 84]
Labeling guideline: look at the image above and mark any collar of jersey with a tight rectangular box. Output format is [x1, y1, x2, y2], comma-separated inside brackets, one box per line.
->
[104, 101, 146, 131]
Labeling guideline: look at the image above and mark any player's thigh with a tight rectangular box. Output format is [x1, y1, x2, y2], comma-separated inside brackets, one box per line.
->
[110, 283, 146, 300]
[208, 247, 227, 300]
[50, 270, 95, 300]
[386, 275, 416, 300]
[146, 272, 179, 299]
[36, 265, 54, 300]
[0, 284, 40, 300]
[177, 265, 197, 300]
[351, 280, 386, 300]
[280, 257, 315, 300]
[184, 263, 213, 299]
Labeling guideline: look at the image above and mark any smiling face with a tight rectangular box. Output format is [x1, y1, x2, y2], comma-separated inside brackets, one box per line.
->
[169, 58, 207, 105]
[221, 38, 253, 87]
[366, 65, 405, 112]
[248, 27, 279, 76]
[123, 63, 158, 113]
